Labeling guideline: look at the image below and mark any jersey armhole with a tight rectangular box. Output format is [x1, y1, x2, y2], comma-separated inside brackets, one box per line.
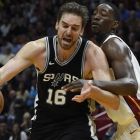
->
[37, 37, 50, 74]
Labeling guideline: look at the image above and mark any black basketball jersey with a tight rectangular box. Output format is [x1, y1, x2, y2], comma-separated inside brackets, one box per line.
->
[35, 35, 91, 119]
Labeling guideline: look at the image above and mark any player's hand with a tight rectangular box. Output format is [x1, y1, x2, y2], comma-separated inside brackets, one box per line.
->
[61, 79, 87, 92]
[72, 80, 93, 102]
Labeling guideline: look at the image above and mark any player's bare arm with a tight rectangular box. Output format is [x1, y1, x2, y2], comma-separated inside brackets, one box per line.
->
[62, 38, 138, 96]
[72, 42, 120, 110]
[61, 42, 111, 91]
[93, 38, 138, 96]
[0, 38, 46, 86]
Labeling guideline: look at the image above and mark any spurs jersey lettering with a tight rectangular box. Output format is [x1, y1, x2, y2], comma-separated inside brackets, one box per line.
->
[34, 36, 94, 118]
[102, 35, 140, 125]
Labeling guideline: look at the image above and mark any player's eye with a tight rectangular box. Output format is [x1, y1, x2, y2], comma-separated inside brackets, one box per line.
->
[63, 25, 68, 28]
[101, 12, 107, 16]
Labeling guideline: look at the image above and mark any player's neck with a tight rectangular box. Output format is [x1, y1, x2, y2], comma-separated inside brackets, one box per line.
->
[95, 33, 114, 46]
[56, 40, 78, 62]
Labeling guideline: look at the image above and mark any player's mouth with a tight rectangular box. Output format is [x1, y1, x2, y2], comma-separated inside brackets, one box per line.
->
[92, 21, 100, 27]
[62, 37, 72, 45]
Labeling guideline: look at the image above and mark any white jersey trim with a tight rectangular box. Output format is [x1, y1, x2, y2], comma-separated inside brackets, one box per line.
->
[53, 35, 82, 66]
[81, 40, 91, 78]
[36, 37, 50, 74]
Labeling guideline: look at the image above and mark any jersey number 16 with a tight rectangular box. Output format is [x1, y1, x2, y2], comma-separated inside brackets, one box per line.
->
[46, 89, 66, 105]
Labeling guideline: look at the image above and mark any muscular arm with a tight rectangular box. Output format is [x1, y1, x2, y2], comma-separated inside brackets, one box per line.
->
[86, 43, 119, 110]
[93, 38, 138, 96]
[71, 42, 120, 110]
[0, 39, 45, 86]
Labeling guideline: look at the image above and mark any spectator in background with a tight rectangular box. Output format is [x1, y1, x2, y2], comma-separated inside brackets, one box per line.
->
[2, 46, 15, 65]
[127, 32, 136, 49]
[133, 41, 140, 63]
[117, 20, 129, 42]
[39, 11, 51, 29]
[9, 123, 27, 140]
[1, 82, 16, 118]
[118, 3, 130, 20]
[10, 17, 19, 36]
[0, 122, 11, 140]
[9, 5, 16, 17]
[36, 21, 46, 37]
[117, 29, 126, 42]
[23, 2, 34, 18]
[10, 37, 22, 55]
[92, 0, 100, 10]
[46, 20, 57, 36]
[29, 10, 38, 23]
[0, 47, 5, 67]
[27, 79, 37, 115]
[127, 23, 140, 41]
[0, 38, 13, 54]
[16, 16, 28, 36]
[7, 90, 17, 129]
[135, 1, 140, 19]
[21, 68, 33, 91]
[20, 112, 31, 137]
[125, 10, 140, 29]
[0, 18, 11, 37]
[16, 81, 29, 104]
[14, 98, 25, 125]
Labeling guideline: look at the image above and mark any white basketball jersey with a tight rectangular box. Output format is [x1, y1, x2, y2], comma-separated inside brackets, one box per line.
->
[102, 35, 140, 125]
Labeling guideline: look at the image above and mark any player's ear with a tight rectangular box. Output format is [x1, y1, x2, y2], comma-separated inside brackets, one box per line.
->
[80, 28, 84, 36]
[112, 21, 119, 30]
[55, 21, 59, 30]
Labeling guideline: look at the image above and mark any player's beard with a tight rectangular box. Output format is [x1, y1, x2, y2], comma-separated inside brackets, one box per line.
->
[57, 36, 77, 50]
[91, 28, 101, 37]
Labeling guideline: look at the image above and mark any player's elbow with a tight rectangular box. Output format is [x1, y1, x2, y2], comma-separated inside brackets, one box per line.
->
[0, 70, 4, 86]
[111, 97, 120, 110]
[129, 79, 138, 96]
[113, 104, 119, 110]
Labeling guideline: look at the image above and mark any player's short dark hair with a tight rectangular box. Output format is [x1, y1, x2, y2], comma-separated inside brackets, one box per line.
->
[57, 2, 89, 28]
[103, 2, 121, 22]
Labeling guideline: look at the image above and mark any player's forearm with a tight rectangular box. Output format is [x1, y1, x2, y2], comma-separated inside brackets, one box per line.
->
[90, 86, 120, 110]
[92, 78, 137, 96]
[0, 65, 17, 86]
[0, 69, 5, 86]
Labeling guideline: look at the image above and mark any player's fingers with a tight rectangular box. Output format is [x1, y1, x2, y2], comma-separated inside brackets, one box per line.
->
[72, 97, 85, 102]
[62, 84, 81, 92]
[72, 95, 86, 100]
[61, 83, 77, 91]
[70, 87, 82, 92]
[88, 80, 93, 85]
[61, 83, 72, 89]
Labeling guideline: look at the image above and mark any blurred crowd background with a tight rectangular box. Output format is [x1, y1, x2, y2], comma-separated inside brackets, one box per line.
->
[0, 0, 140, 140]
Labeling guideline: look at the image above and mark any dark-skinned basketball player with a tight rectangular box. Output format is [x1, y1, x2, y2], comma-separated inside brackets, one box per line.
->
[62, 2, 140, 140]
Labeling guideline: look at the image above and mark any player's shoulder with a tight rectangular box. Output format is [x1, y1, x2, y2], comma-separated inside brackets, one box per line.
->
[24, 37, 46, 52]
[88, 41, 104, 55]
[103, 36, 128, 52]
[31, 37, 46, 49]
[102, 36, 130, 60]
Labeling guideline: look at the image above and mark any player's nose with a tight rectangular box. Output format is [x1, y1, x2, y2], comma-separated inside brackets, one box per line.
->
[66, 27, 72, 36]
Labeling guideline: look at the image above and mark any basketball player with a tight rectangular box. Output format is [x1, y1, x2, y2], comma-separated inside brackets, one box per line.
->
[0, 2, 120, 140]
[62, 2, 140, 140]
